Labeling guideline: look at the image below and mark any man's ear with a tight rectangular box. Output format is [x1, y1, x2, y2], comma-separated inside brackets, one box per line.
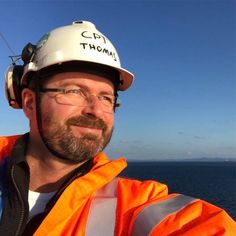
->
[22, 88, 35, 118]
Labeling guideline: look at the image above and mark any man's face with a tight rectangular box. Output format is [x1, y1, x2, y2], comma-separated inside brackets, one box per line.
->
[38, 71, 115, 163]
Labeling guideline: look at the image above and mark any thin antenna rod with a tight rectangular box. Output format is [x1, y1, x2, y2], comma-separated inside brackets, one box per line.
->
[0, 32, 16, 56]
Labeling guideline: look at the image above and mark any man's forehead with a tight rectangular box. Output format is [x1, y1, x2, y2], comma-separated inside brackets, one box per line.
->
[47, 71, 116, 88]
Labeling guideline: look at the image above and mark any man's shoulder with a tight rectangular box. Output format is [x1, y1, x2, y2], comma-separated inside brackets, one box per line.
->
[118, 177, 168, 200]
[0, 134, 22, 161]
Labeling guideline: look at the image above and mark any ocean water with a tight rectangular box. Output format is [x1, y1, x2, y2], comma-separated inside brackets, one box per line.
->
[121, 161, 236, 220]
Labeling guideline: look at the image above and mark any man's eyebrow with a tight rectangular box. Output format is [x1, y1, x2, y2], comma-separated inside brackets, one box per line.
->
[99, 90, 115, 96]
[56, 81, 82, 87]
[56, 82, 115, 95]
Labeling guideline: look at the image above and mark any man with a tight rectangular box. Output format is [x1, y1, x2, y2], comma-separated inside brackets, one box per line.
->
[0, 21, 235, 236]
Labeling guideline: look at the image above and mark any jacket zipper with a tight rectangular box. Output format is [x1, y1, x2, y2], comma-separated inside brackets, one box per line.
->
[11, 166, 25, 236]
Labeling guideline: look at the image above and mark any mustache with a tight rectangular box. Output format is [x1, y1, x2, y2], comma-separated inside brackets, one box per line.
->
[66, 116, 108, 130]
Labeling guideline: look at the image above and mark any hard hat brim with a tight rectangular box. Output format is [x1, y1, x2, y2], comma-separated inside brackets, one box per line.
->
[117, 67, 134, 91]
[22, 60, 134, 91]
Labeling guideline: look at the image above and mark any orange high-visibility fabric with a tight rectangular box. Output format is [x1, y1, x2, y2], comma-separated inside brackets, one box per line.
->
[150, 197, 236, 235]
[128, 194, 236, 235]
[115, 178, 168, 235]
[0, 135, 20, 160]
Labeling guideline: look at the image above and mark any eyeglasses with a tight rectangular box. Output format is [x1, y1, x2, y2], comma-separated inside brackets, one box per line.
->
[39, 87, 118, 113]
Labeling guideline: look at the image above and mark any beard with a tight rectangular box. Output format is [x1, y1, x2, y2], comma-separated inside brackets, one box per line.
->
[41, 115, 113, 163]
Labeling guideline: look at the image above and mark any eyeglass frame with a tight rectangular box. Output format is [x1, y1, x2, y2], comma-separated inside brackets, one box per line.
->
[39, 87, 120, 112]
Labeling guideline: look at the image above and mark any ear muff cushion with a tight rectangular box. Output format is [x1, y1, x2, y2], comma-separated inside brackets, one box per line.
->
[5, 65, 24, 108]
[12, 65, 24, 108]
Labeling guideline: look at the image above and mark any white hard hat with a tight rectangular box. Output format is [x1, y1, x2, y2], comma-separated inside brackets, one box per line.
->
[22, 21, 134, 91]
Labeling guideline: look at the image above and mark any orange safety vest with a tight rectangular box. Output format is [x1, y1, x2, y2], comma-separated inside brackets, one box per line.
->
[0, 135, 236, 235]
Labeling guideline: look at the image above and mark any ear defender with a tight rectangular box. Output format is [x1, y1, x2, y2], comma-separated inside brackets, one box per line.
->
[4, 43, 36, 109]
[5, 65, 24, 108]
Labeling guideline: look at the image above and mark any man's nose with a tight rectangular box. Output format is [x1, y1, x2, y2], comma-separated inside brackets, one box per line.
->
[82, 95, 105, 118]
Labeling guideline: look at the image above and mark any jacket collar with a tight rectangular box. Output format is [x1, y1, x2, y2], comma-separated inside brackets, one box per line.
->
[11, 133, 29, 165]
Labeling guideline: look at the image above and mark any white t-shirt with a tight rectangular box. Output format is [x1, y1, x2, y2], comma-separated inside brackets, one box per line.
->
[28, 190, 55, 220]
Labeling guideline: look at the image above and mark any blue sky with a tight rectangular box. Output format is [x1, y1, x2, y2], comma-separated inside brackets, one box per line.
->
[0, 0, 235, 161]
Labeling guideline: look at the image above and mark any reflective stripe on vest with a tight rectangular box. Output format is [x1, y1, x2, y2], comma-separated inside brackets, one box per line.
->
[85, 178, 118, 236]
[130, 194, 198, 236]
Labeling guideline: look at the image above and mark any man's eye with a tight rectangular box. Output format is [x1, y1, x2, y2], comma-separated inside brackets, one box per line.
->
[65, 89, 83, 95]
[100, 95, 114, 104]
